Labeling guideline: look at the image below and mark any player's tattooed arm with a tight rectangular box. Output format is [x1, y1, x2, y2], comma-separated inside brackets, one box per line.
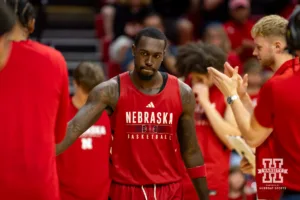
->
[177, 80, 209, 200]
[56, 78, 119, 155]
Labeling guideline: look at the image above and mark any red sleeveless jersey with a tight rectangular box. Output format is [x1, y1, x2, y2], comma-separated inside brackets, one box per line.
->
[110, 72, 184, 185]
[57, 97, 111, 200]
[183, 86, 230, 200]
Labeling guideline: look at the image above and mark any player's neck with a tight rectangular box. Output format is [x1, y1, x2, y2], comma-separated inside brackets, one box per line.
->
[10, 24, 28, 41]
[131, 70, 161, 89]
[229, 190, 243, 198]
[272, 53, 293, 72]
[72, 91, 88, 109]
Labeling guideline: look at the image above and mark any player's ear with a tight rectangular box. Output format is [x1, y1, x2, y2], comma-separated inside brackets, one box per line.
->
[274, 41, 283, 53]
[27, 18, 35, 34]
[131, 44, 136, 56]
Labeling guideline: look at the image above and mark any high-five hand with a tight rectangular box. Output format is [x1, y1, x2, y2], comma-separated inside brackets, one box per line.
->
[207, 65, 239, 97]
[224, 62, 248, 98]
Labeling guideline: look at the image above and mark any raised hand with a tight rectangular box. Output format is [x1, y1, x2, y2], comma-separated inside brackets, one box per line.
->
[207, 65, 239, 97]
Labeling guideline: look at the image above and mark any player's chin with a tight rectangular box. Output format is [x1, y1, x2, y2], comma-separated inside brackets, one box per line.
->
[138, 71, 155, 81]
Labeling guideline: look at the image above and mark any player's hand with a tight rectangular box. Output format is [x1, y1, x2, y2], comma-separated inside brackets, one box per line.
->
[224, 62, 248, 98]
[240, 157, 255, 176]
[207, 65, 239, 97]
[192, 83, 210, 104]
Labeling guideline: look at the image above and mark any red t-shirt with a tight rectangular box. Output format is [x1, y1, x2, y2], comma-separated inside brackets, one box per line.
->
[254, 57, 300, 196]
[57, 97, 111, 200]
[183, 86, 230, 200]
[110, 72, 184, 185]
[0, 40, 69, 200]
[224, 20, 254, 62]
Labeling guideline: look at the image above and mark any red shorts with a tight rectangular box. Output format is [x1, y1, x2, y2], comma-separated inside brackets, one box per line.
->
[109, 181, 183, 200]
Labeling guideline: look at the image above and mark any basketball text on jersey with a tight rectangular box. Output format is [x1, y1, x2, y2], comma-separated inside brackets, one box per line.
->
[125, 111, 173, 140]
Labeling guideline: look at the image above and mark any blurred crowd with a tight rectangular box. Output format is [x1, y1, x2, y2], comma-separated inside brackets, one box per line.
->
[96, 0, 297, 77]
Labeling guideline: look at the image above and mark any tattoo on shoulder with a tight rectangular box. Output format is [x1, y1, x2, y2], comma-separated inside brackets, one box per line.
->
[90, 77, 119, 108]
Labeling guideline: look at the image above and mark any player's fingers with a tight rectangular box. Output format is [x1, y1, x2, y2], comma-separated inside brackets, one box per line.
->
[208, 67, 228, 80]
[224, 62, 235, 76]
[243, 74, 249, 86]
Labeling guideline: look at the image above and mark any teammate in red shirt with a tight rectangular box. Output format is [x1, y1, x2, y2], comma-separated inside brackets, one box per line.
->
[176, 42, 241, 200]
[0, 1, 69, 200]
[56, 27, 209, 200]
[57, 62, 111, 200]
[208, 15, 300, 200]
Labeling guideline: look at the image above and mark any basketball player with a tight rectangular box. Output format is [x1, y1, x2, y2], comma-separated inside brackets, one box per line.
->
[208, 15, 300, 200]
[57, 62, 111, 200]
[176, 42, 241, 200]
[56, 27, 209, 200]
[0, 1, 69, 200]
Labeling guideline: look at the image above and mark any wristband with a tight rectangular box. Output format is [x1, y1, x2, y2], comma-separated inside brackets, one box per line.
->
[187, 165, 206, 178]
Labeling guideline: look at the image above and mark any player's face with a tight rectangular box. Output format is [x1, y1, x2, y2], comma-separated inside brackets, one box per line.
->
[190, 72, 213, 87]
[0, 34, 12, 71]
[253, 36, 275, 68]
[229, 171, 245, 191]
[132, 36, 165, 81]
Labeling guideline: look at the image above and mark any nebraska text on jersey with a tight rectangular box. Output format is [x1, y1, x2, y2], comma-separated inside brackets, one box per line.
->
[126, 111, 173, 125]
[125, 111, 173, 140]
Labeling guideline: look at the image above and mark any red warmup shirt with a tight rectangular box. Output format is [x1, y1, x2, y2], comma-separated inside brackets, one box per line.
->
[224, 20, 254, 62]
[109, 72, 184, 185]
[0, 40, 69, 200]
[183, 86, 230, 200]
[254, 57, 300, 199]
[266, 70, 300, 191]
[57, 97, 111, 200]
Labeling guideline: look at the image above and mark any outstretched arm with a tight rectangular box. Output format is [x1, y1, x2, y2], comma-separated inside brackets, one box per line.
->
[177, 81, 209, 200]
[56, 78, 118, 155]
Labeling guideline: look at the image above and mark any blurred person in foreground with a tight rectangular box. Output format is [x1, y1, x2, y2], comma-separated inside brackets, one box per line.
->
[176, 42, 241, 200]
[208, 14, 300, 200]
[57, 62, 111, 200]
[56, 27, 209, 200]
[0, 0, 69, 200]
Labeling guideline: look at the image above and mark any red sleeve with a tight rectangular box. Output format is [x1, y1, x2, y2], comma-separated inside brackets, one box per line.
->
[54, 53, 69, 144]
[254, 81, 274, 128]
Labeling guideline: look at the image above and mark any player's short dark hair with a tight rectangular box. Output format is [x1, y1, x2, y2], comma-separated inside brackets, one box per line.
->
[6, 0, 35, 28]
[73, 62, 105, 93]
[0, 2, 16, 36]
[134, 27, 168, 49]
[176, 42, 227, 76]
